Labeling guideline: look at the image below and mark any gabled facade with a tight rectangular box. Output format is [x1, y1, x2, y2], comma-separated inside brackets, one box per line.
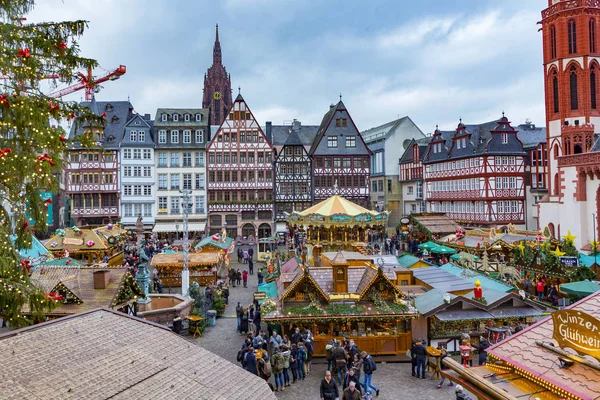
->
[203, 24, 232, 127]
[66, 98, 133, 226]
[310, 101, 371, 207]
[423, 116, 534, 229]
[362, 116, 425, 228]
[538, 0, 600, 247]
[207, 94, 274, 238]
[270, 119, 318, 223]
[153, 108, 209, 239]
[399, 137, 430, 216]
[119, 113, 155, 228]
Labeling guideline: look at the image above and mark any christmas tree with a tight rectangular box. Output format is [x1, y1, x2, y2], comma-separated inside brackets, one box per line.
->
[0, 0, 104, 326]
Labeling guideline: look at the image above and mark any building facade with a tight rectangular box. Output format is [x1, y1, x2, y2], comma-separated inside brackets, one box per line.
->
[153, 108, 209, 240]
[66, 99, 132, 226]
[203, 24, 232, 127]
[207, 94, 274, 238]
[362, 116, 425, 227]
[310, 101, 371, 207]
[269, 120, 318, 229]
[519, 122, 548, 230]
[399, 137, 430, 216]
[538, 0, 600, 248]
[423, 117, 532, 229]
[119, 113, 155, 229]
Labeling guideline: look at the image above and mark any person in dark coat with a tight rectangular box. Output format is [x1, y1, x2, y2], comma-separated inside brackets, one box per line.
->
[478, 337, 490, 365]
[320, 371, 339, 400]
[254, 305, 262, 334]
[244, 347, 258, 375]
[410, 339, 418, 377]
[248, 246, 254, 261]
[248, 257, 254, 275]
[237, 247, 243, 263]
[343, 368, 361, 391]
[290, 343, 300, 383]
[413, 339, 427, 379]
[240, 308, 249, 334]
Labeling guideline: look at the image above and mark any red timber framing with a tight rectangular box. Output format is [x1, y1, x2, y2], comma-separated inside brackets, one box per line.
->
[274, 144, 312, 221]
[207, 94, 274, 237]
[65, 149, 120, 225]
[313, 155, 370, 206]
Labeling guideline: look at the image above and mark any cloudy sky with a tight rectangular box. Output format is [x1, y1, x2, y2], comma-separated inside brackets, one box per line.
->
[30, 0, 548, 134]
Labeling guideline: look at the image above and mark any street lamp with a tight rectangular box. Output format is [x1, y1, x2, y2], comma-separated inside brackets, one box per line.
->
[593, 213, 597, 262]
[179, 189, 192, 297]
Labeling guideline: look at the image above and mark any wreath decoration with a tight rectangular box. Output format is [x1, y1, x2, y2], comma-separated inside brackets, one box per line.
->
[107, 236, 117, 245]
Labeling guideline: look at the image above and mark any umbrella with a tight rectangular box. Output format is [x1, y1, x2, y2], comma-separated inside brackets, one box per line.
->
[430, 245, 457, 255]
[418, 241, 439, 250]
[451, 252, 480, 261]
[559, 280, 600, 297]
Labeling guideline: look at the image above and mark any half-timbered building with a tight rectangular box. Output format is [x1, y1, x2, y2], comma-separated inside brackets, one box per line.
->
[310, 101, 371, 207]
[269, 119, 318, 228]
[423, 116, 533, 229]
[207, 94, 274, 239]
[399, 137, 430, 216]
[66, 98, 132, 226]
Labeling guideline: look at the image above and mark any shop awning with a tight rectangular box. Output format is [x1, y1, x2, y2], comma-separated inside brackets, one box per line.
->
[275, 222, 287, 233]
[152, 223, 206, 233]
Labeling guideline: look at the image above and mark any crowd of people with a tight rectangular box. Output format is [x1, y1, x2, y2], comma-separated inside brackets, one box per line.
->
[522, 273, 560, 305]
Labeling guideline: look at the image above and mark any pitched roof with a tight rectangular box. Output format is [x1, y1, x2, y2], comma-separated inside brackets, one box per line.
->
[150, 253, 219, 267]
[0, 308, 276, 399]
[488, 291, 600, 400]
[69, 100, 135, 149]
[195, 235, 234, 250]
[45, 227, 113, 252]
[270, 123, 319, 148]
[414, 288, 456, 315]
[12, 235, 49, 265]
[438, 263, 514, 292]
[399, 137, 432, 164]
[361, 117, 407, 143]
[298, 194, 379, 217]
[26, 267, 144, 315]
[397, 254, 426, 268]
[410, 213, 462, 235]
[411, 266, 474, 293]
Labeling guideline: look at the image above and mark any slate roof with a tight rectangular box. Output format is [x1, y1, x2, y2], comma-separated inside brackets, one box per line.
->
[438, 263, 514, 292]
[488, 291, 600, 400]
[120, 114, 154, 147]
[269, 123, 319, 148]
[153, 108, 209, 127]
[516, 123, 546, 149]
[361, 117, 408, 143]
[411, 266, 474, 293]
[69, 99, 135, 149]
[0, 308, 276, 399]
[399, 136, 432, 164]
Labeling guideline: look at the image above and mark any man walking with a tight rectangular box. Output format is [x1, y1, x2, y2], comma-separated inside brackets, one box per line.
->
[242, 269, 248, 288]
[320, 371, 339, 400]
[361, 351, 379, 397]
[235, 302, 243, 334]
[342, 381, 361, 400]
[249, 256, 254, 275]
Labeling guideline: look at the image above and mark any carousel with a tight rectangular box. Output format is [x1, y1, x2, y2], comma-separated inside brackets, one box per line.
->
[285, 193, 390, 258]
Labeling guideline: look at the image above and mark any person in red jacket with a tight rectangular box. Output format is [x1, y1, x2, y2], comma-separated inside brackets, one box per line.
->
[536, 278, 545, 301]
[242, 269, 249, 288]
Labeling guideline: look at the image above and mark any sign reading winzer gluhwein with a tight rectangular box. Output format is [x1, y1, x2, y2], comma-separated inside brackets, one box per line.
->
[552, 309, 600, 360]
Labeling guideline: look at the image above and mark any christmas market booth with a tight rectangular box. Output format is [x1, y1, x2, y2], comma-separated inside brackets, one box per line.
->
[263, 251, 417, 357]
[441, 290, 600, 400]
[43, 226, 126, 265]
[150, 252, 219, 287]
[285, 194, 390, 255]
[408, 213, 462, 244]
[24, 266, 145, 319]
[413, 284, 545, 353]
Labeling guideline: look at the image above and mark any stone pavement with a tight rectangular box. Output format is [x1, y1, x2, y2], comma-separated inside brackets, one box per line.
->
[194, 261, 457, 400]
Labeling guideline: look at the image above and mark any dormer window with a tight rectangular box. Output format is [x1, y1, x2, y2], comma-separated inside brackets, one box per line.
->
[161, 114, 167, 122]
[501, 133, 508, 144]
[105, 103, 113, 112]
[135, 120, 140, 125]
[173, 114, 179, 122]
[130, 131, 137, 142]
[107, 135, 115, 143]
[184, 114, 190, 122]
[412, 145, 419, 160]
[111, 115, 119, 123]
[195, 113, 202, 122]
[457, 140, 461, 150]
[461, 138, 466, 148]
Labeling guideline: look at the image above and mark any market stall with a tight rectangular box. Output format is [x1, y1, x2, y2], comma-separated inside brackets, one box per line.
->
[150, 253, 219, 287]
[285, 194, 390, 255]
[257, 237, 277, 262]
[262, 252, 417, 356]
[44, 226, 123, 265]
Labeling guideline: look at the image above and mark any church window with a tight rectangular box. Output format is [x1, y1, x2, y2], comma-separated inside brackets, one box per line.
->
[553, 144, 559, 159]
[327, 136, 338, 148]
[173, 114, 179, 122]
[552, 71, 559, 113]
[591, 19, 597, 53]
[570, 65, 579, 110]
[346, 136, 356, 148]
[550, 24, 557, 59]
[591, 66, 597, 109]
[568, 19, 577, 54]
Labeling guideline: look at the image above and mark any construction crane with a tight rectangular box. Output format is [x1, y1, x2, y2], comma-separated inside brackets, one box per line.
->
[48, 65, 126, 101]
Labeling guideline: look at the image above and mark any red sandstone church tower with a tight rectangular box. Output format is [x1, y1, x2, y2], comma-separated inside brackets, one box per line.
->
[203, 24, 233, 126]
[538, 0, 600, 250]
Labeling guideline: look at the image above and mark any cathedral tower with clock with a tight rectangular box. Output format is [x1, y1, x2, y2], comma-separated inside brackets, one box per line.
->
[203, 24, 232, 126]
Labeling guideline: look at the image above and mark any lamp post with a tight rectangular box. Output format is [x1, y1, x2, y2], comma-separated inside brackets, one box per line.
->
[179, 189, 192, 296]
[593, 213, 597, 262]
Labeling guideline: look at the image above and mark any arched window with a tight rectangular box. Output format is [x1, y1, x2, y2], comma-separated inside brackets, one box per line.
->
[554, 143, 560, 159]
[552, 71, 559, 113]
[592, 65, 597, 109]
[553, 173, 560, 195]
[568, 19, 577, 54]
[550, 24, 557, 58]
[574, 144, 583, 154]
[412, 144, 419, 160]
[590, 19, 597, 52]
[570, 65, 579, 110]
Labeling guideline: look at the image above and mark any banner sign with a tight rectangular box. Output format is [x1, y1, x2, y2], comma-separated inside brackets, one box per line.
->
[559, 256, 579, 267]
[253, 291, 267, 301]
[552, 310, 600, 359]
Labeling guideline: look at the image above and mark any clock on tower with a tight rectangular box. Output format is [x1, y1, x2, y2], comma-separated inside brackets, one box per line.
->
[213, 91, 222, 100]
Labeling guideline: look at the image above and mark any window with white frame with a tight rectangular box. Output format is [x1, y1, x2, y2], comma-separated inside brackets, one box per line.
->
[130, 131, 137, 142]
[124, 166, 132, 177]
[143, 203, 152, 217]
[123, 149, 132, 159]
[143, 149, 152, 159]
[171, 130, 179, 143]
[159, 130, 166, 144]
[133, 149, 141, 159]
[195, 195, 205, 213]
[184, 114, 190, 122]
[158, 197, 167, 211]
[158, 152, 167, 167]
[173, 114, 178, 122]
[170, 174, 180, 189]
[345, 136, 356, 148]
[170, 153, 179, 167]
[462, 138, 466, 147]
[133, 167, 141, 177]
[195, 152, 204, 167]
[183, 173, 192, 190]
[509, 177, 516, 189]
[143, 166, 152, 177]
[408, 186, 414, 195]
[195, 130, 203, 144]
[139, 131, 145, 142]
[143, 185, 152, 196]
[161, 114, 167, 122]
[183, 130, 191, 143]
[171, 197, 180, 214]
[133, 185, 142, 196]
[511, 200, 518, 213]
[182, 152, 192, 167]
[158, 174, 167, 189]
[327, 136, 338, 148]
[195, 113, 201, 122]
[195, 173, 205, 189]
[417, 181, 423, 198]
[124, 185, 132, 196]
[123, 203, 133, 217]
[501, 133, 508, 144]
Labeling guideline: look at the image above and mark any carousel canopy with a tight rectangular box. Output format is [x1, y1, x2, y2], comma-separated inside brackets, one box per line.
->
[286, 194, 389, 225]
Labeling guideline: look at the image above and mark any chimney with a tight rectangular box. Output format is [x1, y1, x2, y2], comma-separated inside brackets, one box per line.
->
[265, 121, 272, 144]
[292, 119, 301, 131]
[93, 270, 110, 289]
[144, 113, 151, 120]
[330, 104, 335, 110]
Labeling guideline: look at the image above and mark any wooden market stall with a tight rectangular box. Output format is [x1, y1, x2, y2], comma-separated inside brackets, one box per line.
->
[151, 253, 219, 287]
[44, 226, 124, 265]
[263, 251, 417, 356]
[285, 194, 390, 255]
[258, 237, 278, 262]
[442, 291, 600, 400]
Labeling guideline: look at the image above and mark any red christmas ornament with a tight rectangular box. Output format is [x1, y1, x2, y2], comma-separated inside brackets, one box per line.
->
[15, 17, 26, 26]
[23, 221, 29, 231]
[17, 48, 30, 58]
[0, 148, 11, 158]
[44, 198, 52, 208]
[56, 42, 67, 50]
[49, 101, 60, 111]
[59, 135, 67, 143]
[100, 112, 107, 118]
[67, 112, 76, 120]
[0, 94, 9, 108]
[37, 153, 55, 167]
